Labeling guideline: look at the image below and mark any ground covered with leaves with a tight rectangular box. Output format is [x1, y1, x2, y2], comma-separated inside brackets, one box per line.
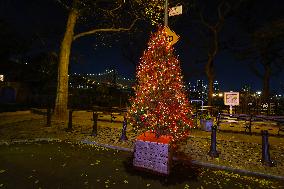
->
[0, 142, 283, 189]
[0, 110, 284, 187]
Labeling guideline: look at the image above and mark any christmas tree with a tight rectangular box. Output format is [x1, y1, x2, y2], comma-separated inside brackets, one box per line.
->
[128, 26, 193, 142]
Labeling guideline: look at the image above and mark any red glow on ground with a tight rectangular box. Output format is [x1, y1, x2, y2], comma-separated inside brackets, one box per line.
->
[136, 131, 172, 144]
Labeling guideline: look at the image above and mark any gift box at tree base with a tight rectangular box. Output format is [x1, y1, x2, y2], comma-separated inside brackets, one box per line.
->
[133, 131, 173, 175]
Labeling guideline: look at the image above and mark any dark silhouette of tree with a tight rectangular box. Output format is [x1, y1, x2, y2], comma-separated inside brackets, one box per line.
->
[228, 0, 284, 102]
[54, 0, 181, 121]
[0, 19, 29, 81]
[250, 21, 284, 101]
[188, 0, 243, 106]
[25, 52, 58, 94]
[120, 0, 190, 68]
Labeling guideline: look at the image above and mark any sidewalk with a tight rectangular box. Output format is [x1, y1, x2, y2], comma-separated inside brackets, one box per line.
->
[0, 111, 284, 180]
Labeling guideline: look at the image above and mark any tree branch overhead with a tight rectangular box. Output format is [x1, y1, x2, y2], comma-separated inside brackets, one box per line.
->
[73, 18, 139, 40]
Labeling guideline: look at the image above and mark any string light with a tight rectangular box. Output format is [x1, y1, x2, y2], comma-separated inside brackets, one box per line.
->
[127, 26, 193, 141]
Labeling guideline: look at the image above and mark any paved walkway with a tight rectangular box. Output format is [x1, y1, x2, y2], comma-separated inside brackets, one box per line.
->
[0, 110, 284, 180]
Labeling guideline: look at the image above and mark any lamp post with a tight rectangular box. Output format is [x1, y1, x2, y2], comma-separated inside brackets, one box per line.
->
[164, 0, 169, 26]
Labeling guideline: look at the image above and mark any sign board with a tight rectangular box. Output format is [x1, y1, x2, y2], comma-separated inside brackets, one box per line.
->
[164, 26, 180, 46]
[224, 92, 239, 106]
[169, 5, 182, 16]
[0, 75, 3, 82]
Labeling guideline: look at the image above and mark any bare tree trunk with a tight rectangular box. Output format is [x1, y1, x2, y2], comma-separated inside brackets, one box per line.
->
[54, 7, 78, 121]
[262, 63, 271, 102]
[206, 57, 214, 106]
[206, 31, 218, 106]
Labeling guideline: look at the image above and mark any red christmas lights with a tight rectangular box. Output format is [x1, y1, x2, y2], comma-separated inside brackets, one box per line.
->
[127, 26, 193, 142]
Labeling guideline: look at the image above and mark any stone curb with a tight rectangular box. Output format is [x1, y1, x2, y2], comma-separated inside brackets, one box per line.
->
[187, 159, 284, 181]
[80, 138, 284, 181]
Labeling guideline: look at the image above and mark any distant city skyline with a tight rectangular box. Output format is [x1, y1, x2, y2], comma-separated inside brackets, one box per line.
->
[70, 68, 284, 95]
[69, 68, 284, 96]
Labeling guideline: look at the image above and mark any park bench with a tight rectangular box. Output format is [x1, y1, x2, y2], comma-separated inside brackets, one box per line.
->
[215, 113, 239, 131]
[255, 115, 284, 136]
[228, 114, 254, 134]
[216, 113, 258, 134]
[278, 124, 284, 135]
[215, 113, 284, 136]
[273, 118, 284, 135]
[90, 106, 126, 123]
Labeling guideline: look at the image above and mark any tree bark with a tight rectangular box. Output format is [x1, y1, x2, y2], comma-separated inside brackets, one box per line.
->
[206, 31, 218, 106]
[199, 1, 229, 107]
[206, 57, 215, 106]
[52, 1, 139, 122]
[54, 7, 78, 121]
[262, 62, 271, 102]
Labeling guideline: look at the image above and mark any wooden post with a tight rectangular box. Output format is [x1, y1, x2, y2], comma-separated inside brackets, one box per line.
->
[67, 109, 73, 131]
[91, 112, 98, 136]
[46, 106, 51, 127]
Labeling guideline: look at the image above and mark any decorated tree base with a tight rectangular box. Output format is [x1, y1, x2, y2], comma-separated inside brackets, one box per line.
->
[133, 131, 172, 175]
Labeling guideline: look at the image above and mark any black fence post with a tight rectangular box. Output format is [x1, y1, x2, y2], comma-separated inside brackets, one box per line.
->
[91, 112, 98, 136]
[208, 125, 219, 158]
[119, 116, 128, 141]
[46, 106, 51, 127]
[67, 109, 73, 131]
[261, 130, 275, 166]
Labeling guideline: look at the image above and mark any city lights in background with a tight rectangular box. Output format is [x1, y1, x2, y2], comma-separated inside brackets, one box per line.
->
[212, 92, 223, 97]
[69, 69, 134, 89]
[256, 91, 262, 96]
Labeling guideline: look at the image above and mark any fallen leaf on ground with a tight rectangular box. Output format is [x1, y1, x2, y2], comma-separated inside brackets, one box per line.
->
[124, 180, 128, 184]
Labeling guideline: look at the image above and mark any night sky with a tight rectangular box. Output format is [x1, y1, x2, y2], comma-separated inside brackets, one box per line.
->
[1, 0, 284, 93]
